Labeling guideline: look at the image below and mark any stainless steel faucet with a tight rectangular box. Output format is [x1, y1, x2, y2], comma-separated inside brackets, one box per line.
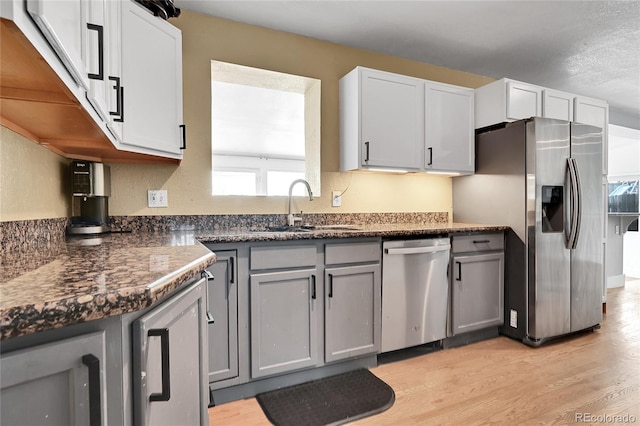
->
[288, 179, 314, 226]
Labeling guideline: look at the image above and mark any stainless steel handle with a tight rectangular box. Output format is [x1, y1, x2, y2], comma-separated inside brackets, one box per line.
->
[566, 158, 580, 249]
[82, 354, 102, 426]
[572, 158, 582, 247]
[148, 328, 171, 402]
[385, 245, 451, 255]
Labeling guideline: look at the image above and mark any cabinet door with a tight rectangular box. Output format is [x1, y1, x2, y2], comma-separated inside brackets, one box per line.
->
[425, 82, 474, 173]
[574, 96, 609, 175]
[133, 279, 208, 426]
[27, 0, 90, 90]
[543, 89, 574, 121]
[360, 69, 423, 170]
[325, 264, 381, 363]
[506, 81, 542, 121]
[119, 1, 183, 156]
[206, 251, 239, 383]
[250, 269, 319, 378]
[1, 332, 107, 426]
[452, 252, 504, 335]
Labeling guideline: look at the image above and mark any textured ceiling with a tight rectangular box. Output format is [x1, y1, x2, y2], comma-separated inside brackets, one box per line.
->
[174, 0, 640, 129]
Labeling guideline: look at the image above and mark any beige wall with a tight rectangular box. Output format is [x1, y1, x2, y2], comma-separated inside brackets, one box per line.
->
[108, 11, 493, 217]
[1, 11, 494, 221]
[0, 127, 70, 221]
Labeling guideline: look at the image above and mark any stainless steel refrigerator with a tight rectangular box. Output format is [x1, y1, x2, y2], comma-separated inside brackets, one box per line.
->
[453, 117, 603, 346]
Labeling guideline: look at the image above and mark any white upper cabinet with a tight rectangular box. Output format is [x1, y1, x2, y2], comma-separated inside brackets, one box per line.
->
[543, 89, 574, 121]
[425, 82, 474, 174]
[26, 0, 90, 90]
[340, 67, 474, 174]
[113, 1, 184, 158]
[574, 96, 609, 174]
[4, 0, 184, 162]
[475, 78, 542, 129]
[475, 78, 608, 175]
[340, 67, 424, 171]
[506, 80, 542, 120]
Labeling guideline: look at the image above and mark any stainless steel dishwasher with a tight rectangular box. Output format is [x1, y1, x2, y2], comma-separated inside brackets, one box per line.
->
[381, 238, 451, 352]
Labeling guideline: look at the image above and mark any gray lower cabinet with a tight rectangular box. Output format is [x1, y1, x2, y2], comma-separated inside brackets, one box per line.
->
[324, 264, 380, 362]
[249, 243, 320, 379]
[324, 241, 381, 363]
[205, 250, 239, 384]
[250, 268, 319, 378]
[1, 331, 107, 426]
[132, 278, 209, 426]
[451, 234, 505, 335]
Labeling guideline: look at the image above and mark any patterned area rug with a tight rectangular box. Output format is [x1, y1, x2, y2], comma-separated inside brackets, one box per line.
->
[256, 369, 395, 426]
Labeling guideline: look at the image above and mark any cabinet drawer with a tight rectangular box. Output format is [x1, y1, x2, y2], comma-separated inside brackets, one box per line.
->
[452, 233, 504, 253]
[325, 241, 380, 265]
[250, 244, 316, 270]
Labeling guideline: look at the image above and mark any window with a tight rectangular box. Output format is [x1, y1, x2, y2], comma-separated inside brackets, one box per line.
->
[211, 61, 321, 196]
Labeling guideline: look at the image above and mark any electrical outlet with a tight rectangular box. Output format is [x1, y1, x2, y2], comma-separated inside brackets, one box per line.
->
[148, 190, 168, 208]
[332, 191, 342, 207]
[510, 309, 518, 328]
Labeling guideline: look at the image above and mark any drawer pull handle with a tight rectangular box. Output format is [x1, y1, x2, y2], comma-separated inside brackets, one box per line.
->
[472, 240, 491, 244]
[311, 274, 317, 299]
[148, 328, 171, 402]
[456, 261, 462, 281]
[82, 354, 102, 426]
[364, 141, 370, 162]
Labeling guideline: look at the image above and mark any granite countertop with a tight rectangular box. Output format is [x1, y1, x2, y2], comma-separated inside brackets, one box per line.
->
[196, 222, 508, 243]
[0, 232, 216, 340]
[0, 221, 506, 341]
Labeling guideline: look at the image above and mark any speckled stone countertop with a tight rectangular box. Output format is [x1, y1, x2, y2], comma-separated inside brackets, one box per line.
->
[0, 232, 216, 340]
[196, 222, 509, 244]
[0, 219, 506, 341]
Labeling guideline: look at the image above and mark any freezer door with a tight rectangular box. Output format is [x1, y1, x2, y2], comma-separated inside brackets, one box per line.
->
[570, 123, 603, 331]
[526, 118, 571, 340]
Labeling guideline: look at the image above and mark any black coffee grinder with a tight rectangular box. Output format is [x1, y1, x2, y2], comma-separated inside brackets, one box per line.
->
[68, 160, 111, 235]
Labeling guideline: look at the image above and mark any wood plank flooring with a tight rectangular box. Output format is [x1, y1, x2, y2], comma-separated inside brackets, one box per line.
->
[209, 280, 640, 425]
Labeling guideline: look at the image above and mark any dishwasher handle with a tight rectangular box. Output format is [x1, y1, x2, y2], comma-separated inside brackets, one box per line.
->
[385, 244, 451, 255]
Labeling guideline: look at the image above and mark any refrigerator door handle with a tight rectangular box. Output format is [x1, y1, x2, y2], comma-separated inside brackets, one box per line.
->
[566, 158, 581, 249]
[571, 157, 582, 246]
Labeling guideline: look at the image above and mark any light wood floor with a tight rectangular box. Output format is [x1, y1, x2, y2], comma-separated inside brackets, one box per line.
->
[209, 280, 640, 425]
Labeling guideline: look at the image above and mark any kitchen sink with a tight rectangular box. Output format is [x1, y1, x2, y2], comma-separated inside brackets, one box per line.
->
[306, 224, 363, 231]
[265, 225, 312, 232]
[262, 224, 363, 232]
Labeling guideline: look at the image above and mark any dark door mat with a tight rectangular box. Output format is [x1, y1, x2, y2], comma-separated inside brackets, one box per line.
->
[256, 369, 395, 426]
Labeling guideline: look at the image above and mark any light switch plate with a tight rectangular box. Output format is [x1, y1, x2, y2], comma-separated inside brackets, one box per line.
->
[148, 190, 168, 208]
